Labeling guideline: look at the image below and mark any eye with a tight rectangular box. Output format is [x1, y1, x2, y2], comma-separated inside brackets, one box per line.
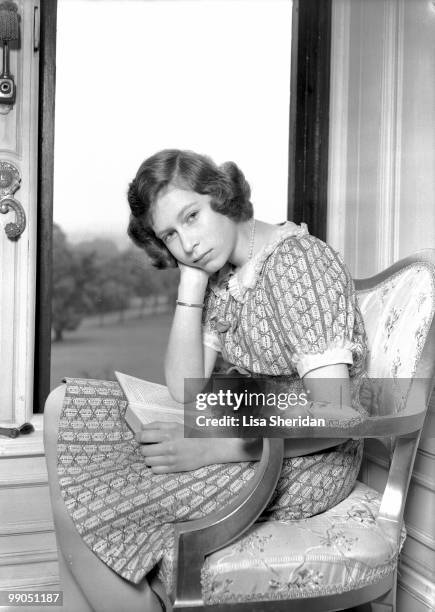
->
[186, 211, 198, 224]
[163, 231, 175, 244]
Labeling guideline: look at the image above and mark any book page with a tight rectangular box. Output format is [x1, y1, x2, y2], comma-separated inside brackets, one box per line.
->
[115, 371, 183, 412]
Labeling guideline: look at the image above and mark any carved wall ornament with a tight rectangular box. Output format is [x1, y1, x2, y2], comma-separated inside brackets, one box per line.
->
[0, 161, 25, 240]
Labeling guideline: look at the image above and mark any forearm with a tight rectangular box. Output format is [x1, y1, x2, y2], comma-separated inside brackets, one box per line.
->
[165, 306, 206, 400]
[164, 270, 209, 402]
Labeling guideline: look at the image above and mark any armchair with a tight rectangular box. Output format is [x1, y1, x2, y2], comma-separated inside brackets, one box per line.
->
[44, 250, 435, 612]
[165, 249, 435, 611]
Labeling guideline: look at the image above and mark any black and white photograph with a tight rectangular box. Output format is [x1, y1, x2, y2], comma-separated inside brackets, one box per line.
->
[0, 1, 434, 611]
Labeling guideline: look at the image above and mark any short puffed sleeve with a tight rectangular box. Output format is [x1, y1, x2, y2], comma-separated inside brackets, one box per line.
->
[263, 235, 367, 377]
[201, 287, 222, 352]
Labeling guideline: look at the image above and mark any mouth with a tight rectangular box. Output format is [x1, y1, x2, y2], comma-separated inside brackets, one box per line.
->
[193, 250, 212, 265]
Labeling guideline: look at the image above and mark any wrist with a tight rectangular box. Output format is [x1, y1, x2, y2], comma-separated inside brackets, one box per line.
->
[177, 292, 205, 304]
[177, 278, 207, 303]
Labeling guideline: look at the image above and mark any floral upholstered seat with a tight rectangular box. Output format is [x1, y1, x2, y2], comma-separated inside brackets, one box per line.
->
[159, 481, 406, 605]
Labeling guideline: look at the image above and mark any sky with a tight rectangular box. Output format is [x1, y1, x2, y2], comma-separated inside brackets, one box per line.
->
[53, 0, 292, 247]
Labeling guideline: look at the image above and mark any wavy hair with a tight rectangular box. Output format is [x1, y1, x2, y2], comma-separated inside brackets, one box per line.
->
[127, 149, 253, 268]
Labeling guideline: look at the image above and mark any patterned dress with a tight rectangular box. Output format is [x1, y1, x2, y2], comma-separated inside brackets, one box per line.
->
[58, 222, 367, 584]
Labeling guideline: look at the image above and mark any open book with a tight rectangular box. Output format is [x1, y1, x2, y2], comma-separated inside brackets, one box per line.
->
[115, 371, 185, 433]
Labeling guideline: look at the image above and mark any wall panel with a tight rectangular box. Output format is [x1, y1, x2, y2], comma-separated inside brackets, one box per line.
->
[0, 0, 39, 425]
[329, 1, 435, 609]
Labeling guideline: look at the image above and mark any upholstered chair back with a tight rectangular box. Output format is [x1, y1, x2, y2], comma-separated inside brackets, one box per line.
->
[355, 255, 435, 420]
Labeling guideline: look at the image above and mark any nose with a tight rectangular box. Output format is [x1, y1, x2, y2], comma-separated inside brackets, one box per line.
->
[179, 231, 199, 255]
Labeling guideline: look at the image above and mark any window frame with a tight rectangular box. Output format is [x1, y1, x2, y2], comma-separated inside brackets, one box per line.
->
[34, 0, 332, 412]
[34, 0, 57, 413]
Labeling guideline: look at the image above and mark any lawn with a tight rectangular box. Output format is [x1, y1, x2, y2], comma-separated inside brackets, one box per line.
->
[50, 312, 173, 390]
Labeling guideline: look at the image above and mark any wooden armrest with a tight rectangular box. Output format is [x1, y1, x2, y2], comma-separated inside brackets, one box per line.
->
[377, 434, 420, 550]
[269, 400, 427, 439]
[172, 438, 284, 610]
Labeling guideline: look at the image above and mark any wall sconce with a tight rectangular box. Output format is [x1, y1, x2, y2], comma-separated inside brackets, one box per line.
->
[0, 1, 19, 113]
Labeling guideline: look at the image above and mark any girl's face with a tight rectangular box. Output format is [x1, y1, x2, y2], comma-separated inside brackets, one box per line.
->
[152, 186, 238, 273]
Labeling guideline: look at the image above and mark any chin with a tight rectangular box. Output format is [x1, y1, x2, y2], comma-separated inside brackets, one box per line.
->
[201, 262, 219, 274]
[213, 249, 232, 270]
[205, 256, 227, 275]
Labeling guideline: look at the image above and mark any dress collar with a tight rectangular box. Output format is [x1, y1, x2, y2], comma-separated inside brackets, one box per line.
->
[209, 221, 309, 302]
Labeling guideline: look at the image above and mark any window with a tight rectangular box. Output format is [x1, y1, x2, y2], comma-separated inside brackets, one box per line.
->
[35, 0, 332, 413]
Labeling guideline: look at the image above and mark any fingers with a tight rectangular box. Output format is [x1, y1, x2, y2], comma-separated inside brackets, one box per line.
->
[136, 429, 170, 444]
[145, 421, 178, 429]
[134, 422, 193, 474]
[142, 454, 172, 468]
[139, 441, 174, 457]
[135, 421, 179, 444]
[139, 446, 175, 473]
[150, 465, 172, 475]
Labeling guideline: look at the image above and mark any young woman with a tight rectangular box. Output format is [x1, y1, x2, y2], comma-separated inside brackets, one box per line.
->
[46, 149, 367, 611]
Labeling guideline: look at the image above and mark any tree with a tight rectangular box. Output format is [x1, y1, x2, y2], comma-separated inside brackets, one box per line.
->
[92, 258, 133, 324]
[51, 224, 99, 341]
[124, 249, 159, 314]
[124, 248, 180, 313]
[74, 238, 119, 261]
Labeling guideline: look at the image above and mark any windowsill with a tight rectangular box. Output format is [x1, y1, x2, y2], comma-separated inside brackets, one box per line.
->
[0, 414, 45, 458]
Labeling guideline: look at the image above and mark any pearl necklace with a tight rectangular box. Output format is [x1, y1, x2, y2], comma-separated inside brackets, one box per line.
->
[248, 218, 256, 261]
[227, 218, 256, 283]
